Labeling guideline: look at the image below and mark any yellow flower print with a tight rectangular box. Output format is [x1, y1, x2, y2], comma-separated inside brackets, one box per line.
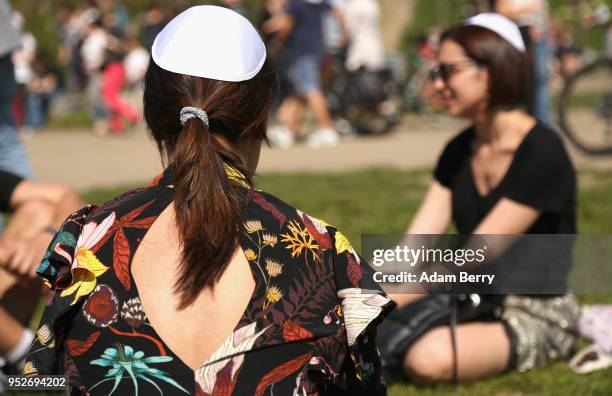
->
[36, 324, 54, 348]
[60, 213, 115, 305]
[60, 248, 109, 304]
[224, 163, 250, 189]
[334, 230, 353, 254]
[281, 220, 319, 261]
[265, 259, 283, 277]
[244, 248, 257, 261]
[266, 286, 283, 304]
[23, 361, 38, 376]
[262, 233, 278, 247]
[244, 220, 264, 233]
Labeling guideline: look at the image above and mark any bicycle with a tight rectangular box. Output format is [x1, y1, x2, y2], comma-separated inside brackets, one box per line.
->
[558, 56, 612, 155]
[323, 49, 402, 136]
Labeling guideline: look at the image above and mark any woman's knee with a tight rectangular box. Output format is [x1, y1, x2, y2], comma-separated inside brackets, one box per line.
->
[402, 329, 455, 384]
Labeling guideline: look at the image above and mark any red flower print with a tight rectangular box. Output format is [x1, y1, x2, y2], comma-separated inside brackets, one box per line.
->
[81, 284, 119, 328]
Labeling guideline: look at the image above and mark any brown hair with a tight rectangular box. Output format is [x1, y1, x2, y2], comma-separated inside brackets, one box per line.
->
[143, 58, 278, 308]
[441, 24, 529, 111]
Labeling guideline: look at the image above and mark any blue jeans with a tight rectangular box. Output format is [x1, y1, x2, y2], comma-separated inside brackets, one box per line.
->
[531, 35, 550, 124]
[0, 54, 31, 178]
[287, 55, 322, 95]
[0, 123, 32, 178]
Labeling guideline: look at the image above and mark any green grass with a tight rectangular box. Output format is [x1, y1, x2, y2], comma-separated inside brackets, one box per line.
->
[20, 168, 612, 396]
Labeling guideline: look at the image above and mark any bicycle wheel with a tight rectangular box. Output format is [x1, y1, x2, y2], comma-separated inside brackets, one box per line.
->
[558, 58, 612, 155]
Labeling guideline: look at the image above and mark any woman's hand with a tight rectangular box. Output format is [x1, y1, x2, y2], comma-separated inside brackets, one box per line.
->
[0, 232, 52, 278]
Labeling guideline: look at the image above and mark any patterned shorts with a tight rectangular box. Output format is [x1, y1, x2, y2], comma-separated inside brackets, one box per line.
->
[501, 293, 581, 372]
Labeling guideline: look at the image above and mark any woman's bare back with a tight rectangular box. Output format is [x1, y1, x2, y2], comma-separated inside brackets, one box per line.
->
[131, 204, 255, 370]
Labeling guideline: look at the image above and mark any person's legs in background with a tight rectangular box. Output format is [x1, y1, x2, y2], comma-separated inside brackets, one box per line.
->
[0, 124, 32, 179]
[102, 62, 139, 134]
[25, 93, 46, 131]
[403, 322, 512, 383]
[275, 55, 338, 148]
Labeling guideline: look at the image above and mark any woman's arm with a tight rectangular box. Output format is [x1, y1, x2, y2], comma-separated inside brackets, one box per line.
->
[392, 181, 453, 306]
[407, 181, 453, 234]
[9, 180, 83, 227]
[473, 198, 540, 235]
[0, 181, 84, 277]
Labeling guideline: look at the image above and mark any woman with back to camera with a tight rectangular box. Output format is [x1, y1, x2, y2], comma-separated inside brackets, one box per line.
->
[383, 13, 579, 384]
[24, 6, 394, 395]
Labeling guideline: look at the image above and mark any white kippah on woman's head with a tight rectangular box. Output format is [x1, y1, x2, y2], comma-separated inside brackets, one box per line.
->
[464, 13, 526, 53]
[151, 5, 267, 82]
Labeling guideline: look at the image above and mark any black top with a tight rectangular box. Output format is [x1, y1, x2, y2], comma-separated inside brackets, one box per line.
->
[0, 169, 22, 212]
[434, 122, 576, 294]
[435, 122, 576, 234]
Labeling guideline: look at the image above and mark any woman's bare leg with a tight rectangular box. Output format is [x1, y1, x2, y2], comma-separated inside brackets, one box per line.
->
[403, 321, 511, 384]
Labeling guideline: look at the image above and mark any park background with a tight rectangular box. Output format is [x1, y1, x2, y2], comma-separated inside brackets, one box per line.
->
[9, 0, 612, 395]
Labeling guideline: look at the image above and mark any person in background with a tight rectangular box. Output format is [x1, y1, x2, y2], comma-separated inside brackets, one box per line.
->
[123, 31, 149, 89]
[10, 11, 37, 134]
[322, 0, 346, 56]
[260, 0, 290, 56]
[100, 12, 140, 134]
[267, 0, 346, 148]
[553, 27, 583, 79]
[142, 3, 167, 51]
[383, 13, 579, 384]
[494, 0, 551, 125]
[344, 0, 385, 73]
[0, 169, 82, 390]
[25, 56, 61, 131]
[81, 15, 109, 135]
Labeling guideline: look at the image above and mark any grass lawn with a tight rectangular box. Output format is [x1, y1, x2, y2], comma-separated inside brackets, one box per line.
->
[20, 168, 612, 396]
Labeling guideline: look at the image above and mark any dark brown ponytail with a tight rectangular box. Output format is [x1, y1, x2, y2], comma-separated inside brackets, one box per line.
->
[143, 58, 278, 308]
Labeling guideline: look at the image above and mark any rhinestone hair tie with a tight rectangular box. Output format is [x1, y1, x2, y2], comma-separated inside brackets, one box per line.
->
[180, 106, 209, 128]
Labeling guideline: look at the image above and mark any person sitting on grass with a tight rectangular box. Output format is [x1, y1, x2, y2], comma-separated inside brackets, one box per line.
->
[25, 7, 394, 395]
[381, 13, 579, 384]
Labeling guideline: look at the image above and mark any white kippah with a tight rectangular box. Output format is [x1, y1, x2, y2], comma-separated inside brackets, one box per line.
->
[151, 5, 267, 82]
[464, 13, 526, 53]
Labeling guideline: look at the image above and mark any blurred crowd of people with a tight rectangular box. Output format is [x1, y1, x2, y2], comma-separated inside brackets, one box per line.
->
[10, 0, 390, 146]
[7, 0, 612, 142]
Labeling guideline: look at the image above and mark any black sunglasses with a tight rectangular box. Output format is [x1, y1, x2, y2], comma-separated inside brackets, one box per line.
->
[429, 61, 480, 82]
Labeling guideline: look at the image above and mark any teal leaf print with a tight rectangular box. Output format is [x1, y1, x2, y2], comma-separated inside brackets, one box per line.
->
[89, 343, 189, 395]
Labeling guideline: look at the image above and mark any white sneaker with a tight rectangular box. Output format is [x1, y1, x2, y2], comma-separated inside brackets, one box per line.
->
[267, 125, 295, 149]
[306, 128, 339, 148]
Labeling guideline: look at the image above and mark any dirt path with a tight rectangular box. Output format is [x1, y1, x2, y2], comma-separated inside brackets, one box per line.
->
[23, 115, 612, 191]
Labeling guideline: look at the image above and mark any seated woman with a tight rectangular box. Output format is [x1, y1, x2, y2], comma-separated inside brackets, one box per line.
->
[390, 13, 579, 384]
[24, 6, 394, 395]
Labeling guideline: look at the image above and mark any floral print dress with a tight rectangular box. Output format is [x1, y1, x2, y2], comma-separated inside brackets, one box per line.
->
[25, 167, 395, 395]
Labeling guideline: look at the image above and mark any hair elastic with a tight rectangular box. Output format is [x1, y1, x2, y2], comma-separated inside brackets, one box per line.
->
[180, 106, 209, 128]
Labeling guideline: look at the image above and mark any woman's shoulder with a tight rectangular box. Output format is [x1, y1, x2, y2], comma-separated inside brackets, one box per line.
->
[434, 126, 475, 187]
[438, 126, 475, 164]
[85, 182, 173, 224]
[443, 125, 475, 153]
[248, 189, 339, 247]
[520, 121, 573, 168]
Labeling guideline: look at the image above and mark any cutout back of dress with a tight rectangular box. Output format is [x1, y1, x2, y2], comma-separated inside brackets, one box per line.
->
[131, 203, 256, 371]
